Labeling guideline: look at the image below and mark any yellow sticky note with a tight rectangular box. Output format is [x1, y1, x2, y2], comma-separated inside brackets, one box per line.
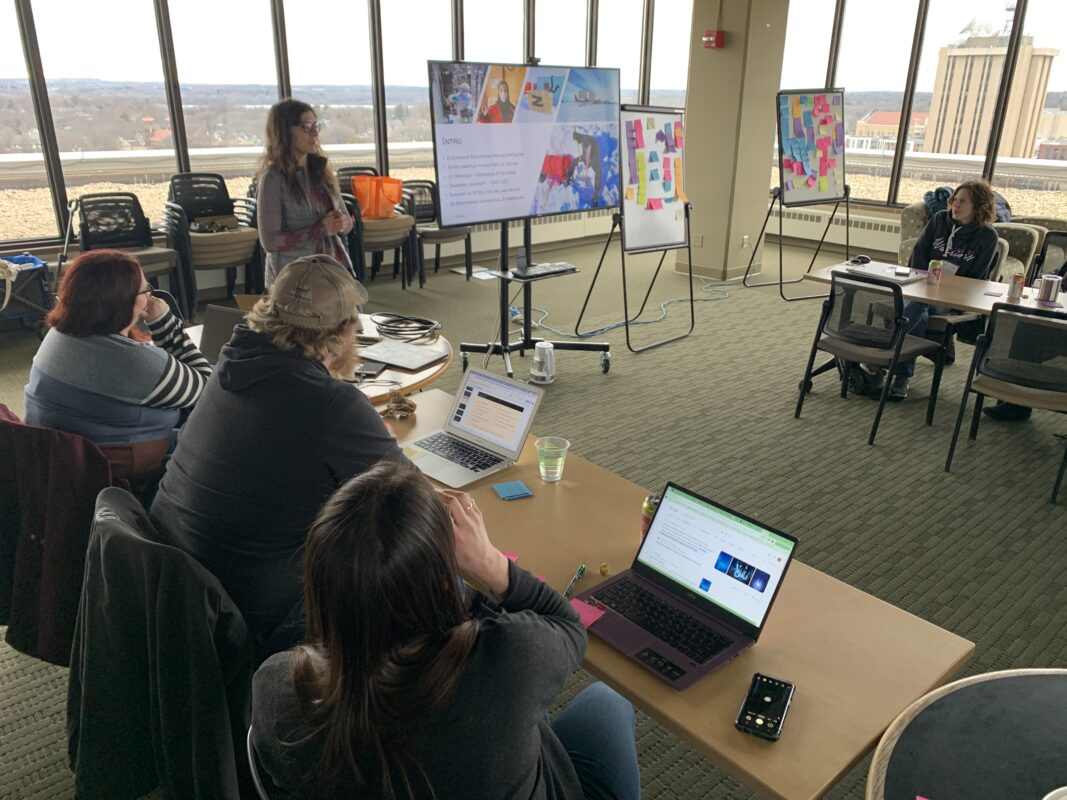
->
[818, 176, 828, 192]
[674, 157, 686, 201]
[647, 117, 655, 129]
[625, 186, 634, 201]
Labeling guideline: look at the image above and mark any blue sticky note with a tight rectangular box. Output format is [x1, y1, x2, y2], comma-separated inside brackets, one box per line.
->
[493, 480, 533, 500]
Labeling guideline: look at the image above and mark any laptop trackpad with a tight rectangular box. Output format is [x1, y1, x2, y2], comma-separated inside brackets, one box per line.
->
[592, 610, 655, 653]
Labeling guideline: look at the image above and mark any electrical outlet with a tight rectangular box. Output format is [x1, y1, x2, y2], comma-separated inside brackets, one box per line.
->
[742, 235, 751, 249]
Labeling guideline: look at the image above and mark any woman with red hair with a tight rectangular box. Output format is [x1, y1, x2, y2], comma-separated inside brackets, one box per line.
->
[24, 249, 210, 471]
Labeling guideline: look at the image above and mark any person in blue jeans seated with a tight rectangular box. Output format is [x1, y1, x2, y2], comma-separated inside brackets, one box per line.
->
[24, 249, 210, 488]
[871, 180, 999, 401]
[251, 461, 641, 800]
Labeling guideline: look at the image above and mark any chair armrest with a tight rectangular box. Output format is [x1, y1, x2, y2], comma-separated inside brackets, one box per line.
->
[898, 237, 918, 267]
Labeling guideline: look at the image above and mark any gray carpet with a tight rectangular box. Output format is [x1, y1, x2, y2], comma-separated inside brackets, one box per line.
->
[2, 241, 1065, 799]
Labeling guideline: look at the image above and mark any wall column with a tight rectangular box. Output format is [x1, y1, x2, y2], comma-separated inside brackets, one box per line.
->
[678, 0, 789, 279]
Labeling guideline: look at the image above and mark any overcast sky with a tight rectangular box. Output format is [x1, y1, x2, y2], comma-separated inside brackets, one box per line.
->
[1, 0, 1063, 92]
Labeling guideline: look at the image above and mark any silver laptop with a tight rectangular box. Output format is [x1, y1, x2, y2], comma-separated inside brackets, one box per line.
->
[839, 260, 925, 285]
[577, 482, 798, 690]
[198, 305, 246, 364]
[404, 368, 544, 488]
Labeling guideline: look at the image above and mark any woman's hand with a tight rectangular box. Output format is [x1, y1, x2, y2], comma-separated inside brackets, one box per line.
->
[321, 209, 346, 236]
[441, 490, 510, 598]
[143, 294, 169, 324]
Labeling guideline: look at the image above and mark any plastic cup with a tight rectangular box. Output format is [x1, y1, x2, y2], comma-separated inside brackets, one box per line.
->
[535, 437, 570, 482]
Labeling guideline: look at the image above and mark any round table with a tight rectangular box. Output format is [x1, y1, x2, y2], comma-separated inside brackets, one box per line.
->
[866, 668, 1067, 800]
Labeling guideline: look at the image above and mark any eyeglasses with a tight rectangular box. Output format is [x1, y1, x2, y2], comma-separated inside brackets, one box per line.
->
[296, 121, 322, 134]
[135, 286, 154, 298]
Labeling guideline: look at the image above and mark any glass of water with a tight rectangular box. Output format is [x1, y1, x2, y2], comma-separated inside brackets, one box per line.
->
[535, 437, 570, 482]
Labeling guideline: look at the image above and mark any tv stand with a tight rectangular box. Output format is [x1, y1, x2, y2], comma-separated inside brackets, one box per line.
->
[460, 219, 611, 377]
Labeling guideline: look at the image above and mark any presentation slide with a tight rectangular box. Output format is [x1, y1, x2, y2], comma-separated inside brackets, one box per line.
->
[777, 88, 847, 206]
[621, 106, 687, 253]
[638, 486, 795, 627]
[429, 61, 621, 227]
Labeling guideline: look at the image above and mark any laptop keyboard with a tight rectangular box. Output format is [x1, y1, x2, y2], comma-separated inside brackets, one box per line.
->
[415, 433, 504, 472]
[591, 578, 734, 664]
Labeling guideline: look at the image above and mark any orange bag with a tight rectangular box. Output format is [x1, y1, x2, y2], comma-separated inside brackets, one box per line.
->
[352, 175, 404, 219]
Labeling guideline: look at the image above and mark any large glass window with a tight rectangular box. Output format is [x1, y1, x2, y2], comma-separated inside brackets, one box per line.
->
[835, 0, 920, 203]
[897, 1, 1014, 205]
[990, 0, 1067, 221]
[648, 0, 692, 108]
[381, 0, 451, 181]
[0, 3, 57, 241]
[595, 0, 643, 104]
[463, 0, 524, 65]
[16, 0, 179, 236]
[774, 0, 835, 192]
[170, 1, 277, 200]
[534, 0, 587, 69]
[287, 0, 377, 183]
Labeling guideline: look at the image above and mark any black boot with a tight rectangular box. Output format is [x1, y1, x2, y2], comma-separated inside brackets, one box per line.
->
[984, 401, 1032, 421]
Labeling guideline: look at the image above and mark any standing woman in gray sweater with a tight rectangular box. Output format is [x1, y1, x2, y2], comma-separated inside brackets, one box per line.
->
[257, 99, 355, 287]
[251, 461, 640, 800]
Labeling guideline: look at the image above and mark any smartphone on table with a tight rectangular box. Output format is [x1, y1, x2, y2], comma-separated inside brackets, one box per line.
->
[735, 673, 795, 742]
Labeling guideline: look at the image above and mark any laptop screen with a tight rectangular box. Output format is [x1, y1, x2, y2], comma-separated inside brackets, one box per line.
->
[448, 370, 542, 453]
[636, 485, 797, 629]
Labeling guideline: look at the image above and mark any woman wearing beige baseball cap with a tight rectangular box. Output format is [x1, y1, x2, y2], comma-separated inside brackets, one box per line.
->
[150, 255, 406, 660]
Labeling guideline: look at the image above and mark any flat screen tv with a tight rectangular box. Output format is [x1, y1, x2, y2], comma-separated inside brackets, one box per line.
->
[428, 61, 621, 227]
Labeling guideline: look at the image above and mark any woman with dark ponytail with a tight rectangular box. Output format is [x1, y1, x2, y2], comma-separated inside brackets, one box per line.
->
[250, 461, 640, 800]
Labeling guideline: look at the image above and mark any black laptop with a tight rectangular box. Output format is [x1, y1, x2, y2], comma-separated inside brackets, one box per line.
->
[576, 483, 798, 690]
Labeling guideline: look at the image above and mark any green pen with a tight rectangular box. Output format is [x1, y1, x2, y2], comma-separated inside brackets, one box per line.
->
[563, 563, 587, 599]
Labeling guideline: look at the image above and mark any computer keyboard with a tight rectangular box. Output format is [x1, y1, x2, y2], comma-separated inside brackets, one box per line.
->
[590, 578, 733, 664]
[510, 262, 577, 279]
[415, 433, 504, 472]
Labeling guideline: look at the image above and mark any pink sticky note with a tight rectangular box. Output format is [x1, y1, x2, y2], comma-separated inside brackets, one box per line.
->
[782, 156, 793, 169]
[502, 551, 519, 562]
[807, 176, 817, 187]
[570, 598, 605, 629]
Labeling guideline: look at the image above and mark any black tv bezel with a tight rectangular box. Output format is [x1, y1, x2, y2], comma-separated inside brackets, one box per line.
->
[427, 59, 622, 229]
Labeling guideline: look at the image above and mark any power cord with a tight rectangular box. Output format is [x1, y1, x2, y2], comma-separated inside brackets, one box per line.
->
[369, 312, 442, 343]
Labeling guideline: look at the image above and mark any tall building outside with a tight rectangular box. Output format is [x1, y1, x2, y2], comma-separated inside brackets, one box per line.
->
[924, 31, 1058, 158]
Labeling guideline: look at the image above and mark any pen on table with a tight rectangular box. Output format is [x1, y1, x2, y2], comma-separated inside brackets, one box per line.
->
[563, 563, 586, 599]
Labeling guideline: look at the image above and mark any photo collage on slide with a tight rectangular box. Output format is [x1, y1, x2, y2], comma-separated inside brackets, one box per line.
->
[431, 62, 620, 218]
[777, 91, 845, 203]
[709, 551, 771, 594]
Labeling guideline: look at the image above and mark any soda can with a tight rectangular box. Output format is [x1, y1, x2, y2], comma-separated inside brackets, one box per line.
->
[1007, 271, 1024, 300]
[640, 495, 661, 539]
[927, 259, 941, 284]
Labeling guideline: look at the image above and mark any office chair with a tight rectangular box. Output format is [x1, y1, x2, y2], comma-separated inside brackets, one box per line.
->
[945, 303, 1067, 502]
[795, 272, 946, 445]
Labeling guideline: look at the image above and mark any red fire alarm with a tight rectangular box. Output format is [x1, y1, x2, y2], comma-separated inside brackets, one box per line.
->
[703, 29, 725, 49]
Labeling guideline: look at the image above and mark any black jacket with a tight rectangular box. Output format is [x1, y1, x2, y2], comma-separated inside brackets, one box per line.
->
[908, 209, 999, 279]
[150, 326, 407, 642]
[67, 487, 253, 800]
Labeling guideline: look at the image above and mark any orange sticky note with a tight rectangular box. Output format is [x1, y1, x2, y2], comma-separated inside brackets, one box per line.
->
[570, 598, 605, 629]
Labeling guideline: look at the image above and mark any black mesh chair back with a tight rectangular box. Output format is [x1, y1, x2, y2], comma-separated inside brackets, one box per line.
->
[168, 172, 235, 220]
[1032, 230, 1067, 281]
[336, 165, 380, 194]
[822, 273, 905, 349]
[403, 180, 439, 224]
[77, 193, 153, 251]
[978, 305, 1067, 392]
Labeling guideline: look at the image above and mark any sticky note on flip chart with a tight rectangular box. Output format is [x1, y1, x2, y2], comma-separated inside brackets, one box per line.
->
[818, 176, 828, 191]
[646, 198, 664, 210]
[634, 121, 644, 149]
[649, 169, 660, 181]
[807, 175, 816, 187]
[783, 157, 793, 169]
[637, 150, 647, 205]
[675, 158, 686, 201]
[648, 151, 659, 162]
[625, 186, 634, 201]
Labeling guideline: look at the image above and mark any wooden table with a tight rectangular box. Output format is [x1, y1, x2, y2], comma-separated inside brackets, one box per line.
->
[186, 313, 452, 405]
[393, 390, 976, 800]
[804, 263, 1064, 315]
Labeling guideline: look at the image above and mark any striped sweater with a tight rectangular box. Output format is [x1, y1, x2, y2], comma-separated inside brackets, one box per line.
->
[24, 310, 211, 445]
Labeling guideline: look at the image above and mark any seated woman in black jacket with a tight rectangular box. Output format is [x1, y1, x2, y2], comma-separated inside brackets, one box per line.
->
[876, 180, 1000, 401]
[250, 461, 640, 800]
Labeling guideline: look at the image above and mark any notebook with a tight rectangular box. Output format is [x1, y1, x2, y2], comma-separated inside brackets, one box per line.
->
[197, 305, 246, 365]
[404, 369, 544, 489]
[838, 261, 925, 285]
[357, 338, 449, 371]
[576, 483, 798, 690]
